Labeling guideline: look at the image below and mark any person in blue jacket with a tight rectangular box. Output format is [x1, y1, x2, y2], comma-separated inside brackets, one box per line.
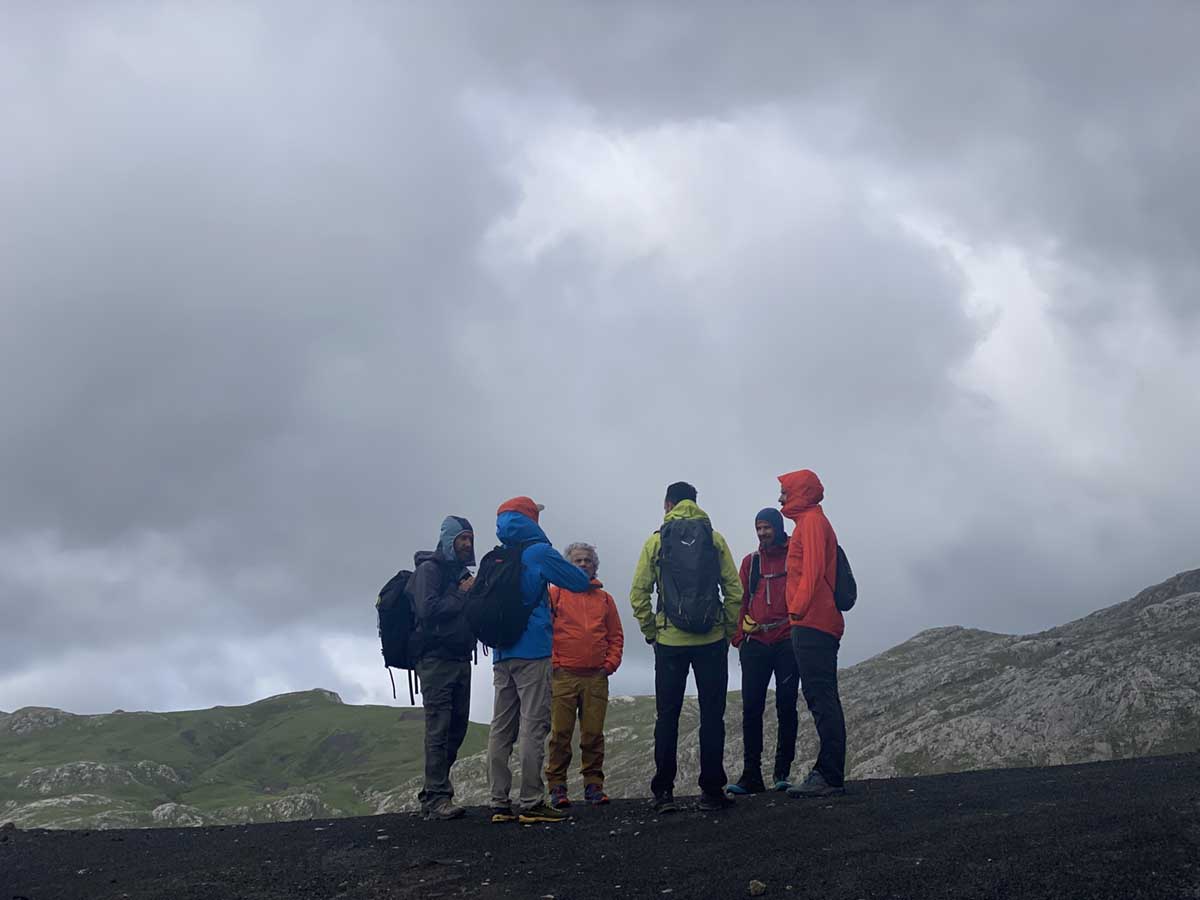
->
[487, 496, 591, 825]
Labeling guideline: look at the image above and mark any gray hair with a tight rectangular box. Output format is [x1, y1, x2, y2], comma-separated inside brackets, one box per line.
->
[564, 542, 599, 570]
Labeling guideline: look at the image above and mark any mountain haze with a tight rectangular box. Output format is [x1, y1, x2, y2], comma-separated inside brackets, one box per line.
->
[3, 569, 1198, 828]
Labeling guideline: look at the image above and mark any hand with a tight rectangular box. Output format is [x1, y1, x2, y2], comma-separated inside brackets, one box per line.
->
[459, 575, 476, 592]
[741, 614, 759, 634]
[645, 636, 656, 645]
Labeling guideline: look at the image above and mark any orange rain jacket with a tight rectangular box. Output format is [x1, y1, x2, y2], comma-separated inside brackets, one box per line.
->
[549, 578, 625, 675]
[778, 469, 844, 640]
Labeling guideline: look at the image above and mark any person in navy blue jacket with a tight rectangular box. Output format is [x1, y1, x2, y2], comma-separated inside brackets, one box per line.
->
[486, 496, 590, 825]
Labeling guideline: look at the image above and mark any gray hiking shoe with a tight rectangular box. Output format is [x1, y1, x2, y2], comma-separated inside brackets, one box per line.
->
[425, 798, 466, 820]
[787, 770, 845, 798]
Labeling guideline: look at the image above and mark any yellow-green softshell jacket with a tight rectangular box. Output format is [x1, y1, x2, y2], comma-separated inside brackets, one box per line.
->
[628, 500, 744, 646]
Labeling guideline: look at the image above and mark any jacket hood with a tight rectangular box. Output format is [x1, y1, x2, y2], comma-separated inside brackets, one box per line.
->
[438, 515, 475, 567]
[754, 507, 788, 546]
[663, 499, 710, 523]
[778, 469, 825, 519]
[413, 547, 467, 578]
[496, 510, 550, 547]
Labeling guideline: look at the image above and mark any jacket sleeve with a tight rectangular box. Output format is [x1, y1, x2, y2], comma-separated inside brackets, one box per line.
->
[602, 591, 624, 674]
[787, 514, 829, 622]
[732, 553, 752, 648]
[537, 545, 592, 593]
[410, 561, 464, 622]
[713, 531, 744, 641]
[629, 533, 660, 641]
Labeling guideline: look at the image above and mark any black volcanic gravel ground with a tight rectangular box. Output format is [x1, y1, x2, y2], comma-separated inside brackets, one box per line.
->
[3, 753, 1198, 900]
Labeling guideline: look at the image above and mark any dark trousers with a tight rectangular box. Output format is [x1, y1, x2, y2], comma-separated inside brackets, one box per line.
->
[651, 639, 729, 798]
[739, 637, 800, 782]
[791, 626, 846, 787]
[416, 656, 472, 809]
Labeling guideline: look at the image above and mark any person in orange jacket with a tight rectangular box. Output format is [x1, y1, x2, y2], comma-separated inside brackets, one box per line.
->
[778, 469, 847, 798]
[545, 542, 624, 808]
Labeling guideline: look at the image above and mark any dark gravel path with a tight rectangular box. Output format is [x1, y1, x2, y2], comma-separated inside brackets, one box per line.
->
[3, 753, 1198, 900]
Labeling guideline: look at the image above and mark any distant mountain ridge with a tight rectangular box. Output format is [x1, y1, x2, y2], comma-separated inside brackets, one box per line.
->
[3, 569, 1198, 828]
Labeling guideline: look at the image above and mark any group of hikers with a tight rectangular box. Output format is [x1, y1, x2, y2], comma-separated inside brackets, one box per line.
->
[381, 469, 852, 824]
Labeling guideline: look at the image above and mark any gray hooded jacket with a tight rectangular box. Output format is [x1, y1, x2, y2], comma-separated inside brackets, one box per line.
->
[408, 516, 476, 662]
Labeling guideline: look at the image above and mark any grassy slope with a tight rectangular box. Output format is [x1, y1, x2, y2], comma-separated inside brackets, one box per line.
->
[0, 691, 488, 826]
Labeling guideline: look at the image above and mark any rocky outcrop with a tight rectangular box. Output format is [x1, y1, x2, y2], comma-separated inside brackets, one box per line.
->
[151, 803, 210, 827]
[18, 761, 183, 795]
[3, 707, 77, 735]
[217, 792, 343, 824]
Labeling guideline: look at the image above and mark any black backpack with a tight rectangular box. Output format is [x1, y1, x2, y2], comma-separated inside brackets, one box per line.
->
[466, 543, 532, 649]
[832, 545, 857, 612]
[657, 518, 722, 633]
[376, 569, 419, 700]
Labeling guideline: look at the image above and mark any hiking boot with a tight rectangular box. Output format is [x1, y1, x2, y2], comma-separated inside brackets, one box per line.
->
[425, 798, 466, 820]
[584, 784, 610, 806]
[652, 790, 678, 814]
[772, 778, 792, 792]
[699, 791, 735, 811]
[518, 801, 568, 825]
[490, 806, 518, 824]
[787, 770, 846, 799]
[725, 773, 766, 795]
[549, 785, 571, 809]
[518, 802, 568, 824]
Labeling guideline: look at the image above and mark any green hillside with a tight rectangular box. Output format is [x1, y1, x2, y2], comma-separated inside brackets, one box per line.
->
[0, 690, 487, 828]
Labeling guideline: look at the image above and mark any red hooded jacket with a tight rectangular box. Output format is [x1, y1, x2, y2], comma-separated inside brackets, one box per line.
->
[779, 469, 843, 641]
[733, 540, 792, 647]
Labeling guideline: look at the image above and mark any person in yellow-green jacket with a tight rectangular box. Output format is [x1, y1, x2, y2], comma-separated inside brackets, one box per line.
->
[629, 481, 744, 813]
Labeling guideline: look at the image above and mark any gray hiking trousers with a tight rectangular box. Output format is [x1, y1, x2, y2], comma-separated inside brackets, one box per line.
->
[488, 656, 552, 811]
[416, 657, 472, 810]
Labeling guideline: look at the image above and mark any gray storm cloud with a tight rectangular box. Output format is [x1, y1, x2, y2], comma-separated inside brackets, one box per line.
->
[1, 3, 1197, 718]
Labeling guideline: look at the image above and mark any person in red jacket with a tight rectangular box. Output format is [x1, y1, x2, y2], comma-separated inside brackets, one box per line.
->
[545, 542, 624, 808]
[727, 507, 800, 795]
[779, 469, 847, 798]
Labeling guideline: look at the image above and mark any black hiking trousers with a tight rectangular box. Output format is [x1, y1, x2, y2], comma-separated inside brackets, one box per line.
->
[739, 636, 800, 783]
[416, 656, 472, 810]
[791, 626, 846, 788]
[651, 638, 729, 798]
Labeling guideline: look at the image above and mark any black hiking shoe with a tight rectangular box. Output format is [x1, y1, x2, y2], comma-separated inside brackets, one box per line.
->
[725, 773, 766, 795]
[787, 770, 846, 798]
[652, 790, 677, 814]
[699, 791, 735, 811]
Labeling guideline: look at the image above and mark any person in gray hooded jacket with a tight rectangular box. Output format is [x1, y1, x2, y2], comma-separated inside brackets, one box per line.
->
[408, 515, 476, 820]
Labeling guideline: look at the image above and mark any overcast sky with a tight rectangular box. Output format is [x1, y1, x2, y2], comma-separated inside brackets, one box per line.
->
[2, 3, 1198, 722]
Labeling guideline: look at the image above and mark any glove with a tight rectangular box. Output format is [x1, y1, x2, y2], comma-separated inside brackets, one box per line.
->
[741, 614, 759, 634]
